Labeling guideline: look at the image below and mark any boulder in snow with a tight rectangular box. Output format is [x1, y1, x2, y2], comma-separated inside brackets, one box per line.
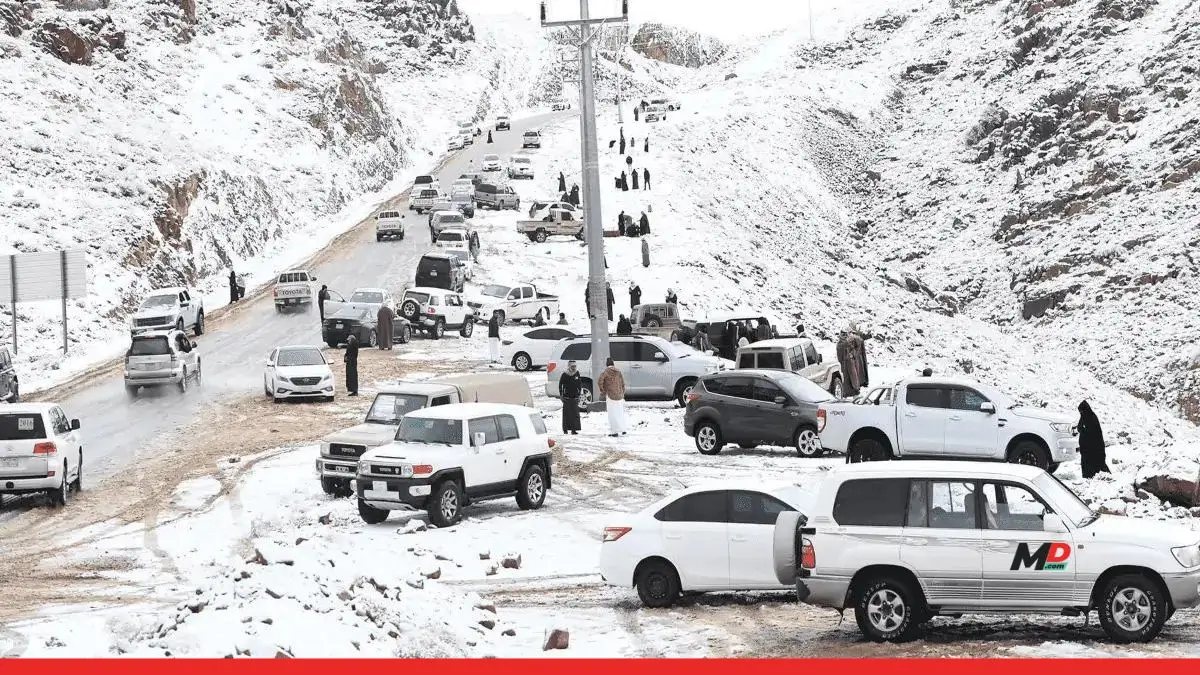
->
[543, 629, 570, 651]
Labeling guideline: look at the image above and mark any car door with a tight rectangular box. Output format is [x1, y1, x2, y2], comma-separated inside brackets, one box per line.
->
[977, 481, 1076, 609]
[177, 291, 191, 326]
[608, 340, 639, 393]
[324, 290, 346, 316]
[0, 349, 13, 399]
[750, 378, 795, 446]
[467, 416, 507, 488]
[655, 490, 730, 589]
[443, 294, 465, 326]
[900, 479, 985, 606]
[51, 407, 79, 478]
[634, 341, 672, 396]
[727, 490, 795, 589]
[494, 414, 522, 486]
[265, 348, 279, 391]
[709, 376, 758, 443]
[944, 386, 1002, 457]
[900, 384, 951, 455]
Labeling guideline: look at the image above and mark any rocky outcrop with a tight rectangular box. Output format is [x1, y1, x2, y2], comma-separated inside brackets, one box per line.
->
[2, 1, 34, 36]
[33, 13, 125, 64]
[631, 22, 726, 68]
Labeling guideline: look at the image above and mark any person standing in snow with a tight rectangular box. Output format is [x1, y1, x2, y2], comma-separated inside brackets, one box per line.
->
[639, 211, 651, 234]
[228, 270, 238, 304]
[377, 303, 395, 350]
[755, 320, 771, 342]
[665, 288, 678, 305]
[795, 322, 806, 337]
[584, 282, 594, 320]
[1078, 400, 1111, 478]
[625, 155, 633, 169]
[605, 282, 615, 321]
[631, 169, 640, 190]
[616, 314, 632, 336]
[629, 282, 641, 310]
[597, 358, 629, 437]
[620, 171, 628, 192]
[836, 328, 863, 397]
[487, 310, 502, 363]
[641, 238, 650, 268]
[619, 136, 626, 155]
[617, 210, 626, 236]
[318, 285, 330, 321]
[486, 129, 493, 144]
[633, 107, 639, 122]
[570, 184, 580, 206]
[848, 322, 869, 388]
[344, 334, 359, 397]
[557, 171, 567, 193]
[643, 168, 650, 191]
[558, 361, 583, 435]
[643, 137, 649, 153]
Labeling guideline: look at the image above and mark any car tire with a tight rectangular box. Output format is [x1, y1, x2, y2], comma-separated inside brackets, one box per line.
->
[431, 320, 445, 340]
[326, 340, 339, 348]
[322, 477, 352, 498]
[794, 425, 822, 458]
[459, 320, 474, 338]
[848, 436, 890, 463]
[401, 299, 421, 322]
[854, 576, 921, 643]
[1007, 440, 1050, 470]
[195, 311, 205, 336]
[646, 316, 662, 328]
[830, 375, 843, 398]
[674, 378, 697, 408]
[367, 329, 378, 348]
[513, 352, 532, 372]
[398, 325, 411, 344]
[48, 461, 69, 507]
[578, 379, 593, 408]
[695, 422, 723, 455]
[515, 463, 547, 510]
[635, 560, 681, 608]
[399, 230, 405, 240]
[428, 480, 463, 528]
[376, 234, 382, 242]
[535, 229, 548, 243]
[1098, 574, 1168, 643]
[72, 451, 83, 493]
[8, 381, 17, 403]
[357, 498, 389, 524]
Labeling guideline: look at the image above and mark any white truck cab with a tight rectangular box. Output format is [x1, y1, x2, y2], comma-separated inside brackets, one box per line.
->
[130, 287, 204, 336]
[375, 210, 405, 241]
[773, 461, 1200, 643]
[273, 269, 317, 312]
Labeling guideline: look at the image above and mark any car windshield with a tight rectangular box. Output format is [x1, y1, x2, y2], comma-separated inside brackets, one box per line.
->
[437, 214, 464, 223]
[129, 336, 171, 356]
[514, 157, 530, 164]
[481, 284, 510, 298]
[276, 348, 324, 367]
[778, 375, 835, 404]
[0, 413, 47, 440]
[350, 291, 384, 304]
[140, 294, 177, 309]
[1032, 472, 1096, 527]
[365, 393, 430, 424]
[484, 155, 499, 161]
[396, 417, 463, 445]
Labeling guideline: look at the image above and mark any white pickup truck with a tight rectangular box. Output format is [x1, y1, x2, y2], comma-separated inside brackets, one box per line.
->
[517, 207, 585, 243]
[273, 269, 317, 312]
[467, 282, 560, 325]
[130, 287, 205, 336]
[817, 376, 1079, 472]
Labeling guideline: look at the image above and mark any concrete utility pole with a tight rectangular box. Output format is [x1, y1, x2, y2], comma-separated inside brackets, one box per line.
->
[541, 0, 628, 410]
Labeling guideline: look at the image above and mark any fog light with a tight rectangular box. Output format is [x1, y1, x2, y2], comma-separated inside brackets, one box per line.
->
[409, 485, 431, 497]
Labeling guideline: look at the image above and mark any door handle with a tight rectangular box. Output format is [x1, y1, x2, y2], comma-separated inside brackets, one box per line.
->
[984, 540, 1010, 548]
[631, 364, 642, 369]
[730, 535, 748, 542]
[997, 418, 1007, 427]
[904, 412, 916, 418]
[948, 415, 961, 421]
[664, 533, 682, 540]
[903, 537, 929, 546]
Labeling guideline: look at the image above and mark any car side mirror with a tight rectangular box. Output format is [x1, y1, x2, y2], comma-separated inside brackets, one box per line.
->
[1043, 513, 1068, 533]
[70, 419, 81, 431]
[654, 353, 668, 361]
[311, 276, 317, 281]
[180, 301, 189, 308]
[773, 396, 787, 405]
[265, 359, 273, 366]
[473, 432, 486, 448]
[980, 402, 996, 414]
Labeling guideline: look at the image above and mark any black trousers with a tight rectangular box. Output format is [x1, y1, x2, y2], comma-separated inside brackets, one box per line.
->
[345, 361, 358, 394]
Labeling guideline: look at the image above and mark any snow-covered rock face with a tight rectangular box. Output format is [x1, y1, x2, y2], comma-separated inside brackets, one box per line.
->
[631, 22, 727, 68]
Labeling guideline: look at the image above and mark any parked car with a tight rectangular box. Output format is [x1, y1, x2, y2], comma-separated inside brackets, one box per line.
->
[551, 102, 571, 111]
[467, 282, 559, 325]
[428, 210, 473, 247]
[495, 115, 511, 131]
[0, 347, 18, 402]
[397, 287, 476, 339]
[124, 330, 201, 397]
[414, 252, 467, 293]
[448, 135, 465, 151]
[316, 373, 534, 496]
[474, 182, 520, 211]
[322, 305, 411, 349]
[413, 175, 437, 192]
[599, 481, 808, 608]
[522, 130, 541, 148]
[684, 369, 832, 457]
[458, 172, 485, 187]
[516, 207, 584, 243]
[631, 302, 685, 341]
[343, 287, 395, 315]
[501, 325, 581, 372]
[736, 338, 842, 396]
[409, 188, 442, 213]
[130, 287, 204, 336]
[441, 247, 475, 281]
[818, 376, 1079, 471]
[644, 105, 667, 123]
[0, 403, 83, 506]
[545, 334, 726, 407]
[273, 269, 317, 312]
[772, 461, 1200, 643]
[481, 154, 502, 172]
[649, 97, 681, 111]
[355, 403, 554, 527]
[507, 155, 534, 180]
[448, 190, 476, 218]
[674, 313, 784, 358]
[457, 122, 475, 143]
[375, 210, 405, 241]
[263, 345, 335, 402]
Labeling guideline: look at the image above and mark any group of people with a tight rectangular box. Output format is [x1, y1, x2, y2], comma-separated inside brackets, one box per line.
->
[616, 210, 651, 237]
[556, 357, 630, 438]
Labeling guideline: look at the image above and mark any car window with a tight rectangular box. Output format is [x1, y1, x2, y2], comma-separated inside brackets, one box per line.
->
[789, 347, 805, 371]
[752, 379, 786, 403]
[832, 479, 909, 527]
[804, 343, 820, 365]
[526, 329, 552, 340]
[468, 417, 500, 445]
[431, 396, 451, 406]
[0, 413, 47, 440]
[701, 377, 723, 395]
[507, 289, 520, 300]
[397, 417, 463, 444]
[636, 343, 666, 362]
[654, 491, 727, 523]
[561, 342, 591, 360]
[728, 490, 792, 525]
[129, 336, 171, 356]
[548, 329, 574, 340]
[906, 385, 947, 409]
[529, 413, 547, 434]
[922, 480, 979, 529]
[719, 377, 754, 400]
[757, 351, 785, 370]
[737, 354, 755, 368]
[982, 483, 1050, 531]
[949, 387, 990, 412]
[448, 295, 463, 307]
[609, 341, 637, 362]
[496, 415, 520, 441]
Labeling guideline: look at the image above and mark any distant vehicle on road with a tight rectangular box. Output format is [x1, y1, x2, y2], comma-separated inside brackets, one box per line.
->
[414, 252, 467, 293]
[644, 105, 667, 123]
[130, 287, 204, 336]
[374, 210, 405, 242]
[481, 154, 502, 172]
[447, 135, 465, 151]
[344, 287, 395, 315]
[551, 102, 571, 111]
[522, 130, 542, 148]
[0, 403, 83, 507]
[507, 155, 534, 180]
[448, 190, 476, 218]
[409, 188, 442, 214]
[413, 175, 437, 192]
[545, 334, 723, 407]
[495, 115, 511, 131]
[263, 345, 335, 403]
[649, 97, 680, 111]
[474, 182, 520, 210]
[517, 206, 583, 243]
[273, 269, 317, 312]
[124, 329, 201, 397]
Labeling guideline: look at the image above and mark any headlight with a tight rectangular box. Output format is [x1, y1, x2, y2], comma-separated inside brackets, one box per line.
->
[320, 374, 331, 382]
[358, 460, 369, 474]
[1172, 545, 1200, 568]
[1050, 422, 1073, 434]
[277, 376, 291, 384]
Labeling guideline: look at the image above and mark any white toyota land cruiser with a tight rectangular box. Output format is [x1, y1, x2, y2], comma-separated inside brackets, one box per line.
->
[355, 403, 554, 527]
[772, 461, 1200, 644]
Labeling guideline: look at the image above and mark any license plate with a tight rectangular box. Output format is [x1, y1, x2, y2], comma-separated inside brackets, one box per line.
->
[332, 465, 351, 473]
[0, 458, 18, 468]
[335, 323, 343, 328]
[430, 271, 437, 277]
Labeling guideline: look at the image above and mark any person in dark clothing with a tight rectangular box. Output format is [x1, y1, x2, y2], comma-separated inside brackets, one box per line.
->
[561, 190, 572, 203]
[639, 211, 650, 234]
[755, 320, 771, 342]
[584, 283, 593, 319]
[620, 171, 628, 191]
[488, 310, 502, 363]
[557, 172, 566, 193]
[795, 322, 805, 337]
[486, 130, 493, 143]
[665, 288, 678, 305]
[617, 210, 626, 236]
[1078, 400, 1110, 478]
[631, 170, 639, 190]
[616, 314, 633, 336]
[633, 107, 639, 122]
[344, 334, 359, 396]
[629, 282, 641, 309]
[619, 137, 626, 155]
[641, 238, 650, 267]
[921, 367, 933, 377]
[558, 361, 583, 434]
[318, 285, 330, 321]
[625, 155, 633, 168]
[643, 137, 649, 153]
[570, 185, 580, 206]
[643, 168, 650, 191]
[609, 139, 616, 149]
[228, 270, 238, 304]
[605, 282, 615, 321]
[557, 312, 568, 325]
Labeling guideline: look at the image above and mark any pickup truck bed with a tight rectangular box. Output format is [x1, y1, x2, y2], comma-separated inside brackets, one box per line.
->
[516, 217, 585, 243]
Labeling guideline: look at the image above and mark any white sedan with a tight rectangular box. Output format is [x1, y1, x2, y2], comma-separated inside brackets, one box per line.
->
[501, 325, 580, 372]
[481, 154, 502, 172]
[448, 135, 465, 151]
[599, 481, 809, 608]
[264, 345, 335, 402]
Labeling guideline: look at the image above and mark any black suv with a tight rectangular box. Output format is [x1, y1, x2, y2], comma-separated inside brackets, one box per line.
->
[683, 369, 831, 457]
[0, 347, 17, 402]
[415, 251, 466, 292]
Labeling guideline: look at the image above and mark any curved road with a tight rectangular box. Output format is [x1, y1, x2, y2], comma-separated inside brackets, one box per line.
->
[33, 111, 563, 484]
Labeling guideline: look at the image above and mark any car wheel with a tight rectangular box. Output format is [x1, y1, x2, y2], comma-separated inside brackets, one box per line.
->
[635, 560, 681, 608]
[1099, 574, 1168, 643]
[513, 352, 532, 371]
[830, 375, 843, 398]
[848, 436, 890, 463]
[48, 461, 69, 507]
[578, 380, 593, 409]
[535, 229, 548, 243]
[401, 299, 421, 321]
[515, 463, 547, 510]
[428, 480, 463, 528]
[357, 498, 389, 524]
[695, 422, 723, 455]
[376, 234, 382, 242]
[178, 368, 189, 394]
[459, 320, 474, 338]
[195, 311, 205, 336]
[72, 451, 83, 492]
[795, 425, 822, 458]
[322, 477, 352, 498]
[674, 378, 697, 407]
[398, 325, 411, 344]
[399, 230, 405, 240]
[854, 576, 921, 643]
[646, 316, 662, 328]
[1008, 440, 1050, 469]
[431, 320, 445, 339]
[326, 340, 339, 349]
[194, 363, 202, 387]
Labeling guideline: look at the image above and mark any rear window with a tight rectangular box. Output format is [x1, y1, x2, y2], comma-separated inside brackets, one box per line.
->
[404, 291, 430, 305]
[378, 211, 400, 219]
[832, 479, 910, 527]
[561, 342, 591, 360]
[419, 189, 439, 198]
[419, 257, 450, 272]
[277, 272, 309, 283]
[129, 337, 170, 356]
[415, 176, 434, 184]
[757, 352, 786, 370]
[737, 354, 754, 368]
[0, 413, 47, 440]
[524, 131, 538, 137]
[513, 157, 530, 164]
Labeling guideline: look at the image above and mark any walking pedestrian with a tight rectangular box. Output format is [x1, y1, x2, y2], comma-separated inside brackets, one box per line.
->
[597, 358, 629, 437]
[559, 361, 583, 434]
[641, 238, 650, 268]
[665, 288, 678, 304]
[629, 282, 641, 309]
[633, 107, 639, 122]
[488, 310, 502, 363]
[617, 210, 626, 236]
[643, 168, 650, 191]
[377, 303, 395, 350]
[486, 129, 493, 143]
[228, 270, 238, 304]
[643, 137, 648, 153]
[848, 322, 869, 388]
[620, 171, 628, 191]
[318, 285, 329, 321]
[557, 171, 566, 193]
[605, 282, 614, 321]
[1078, 400, 1111, 478]
[639, 211, 650, 234]
[835, 328, 863, 397]
[616, 314, 632, 335]
[344, 334, 359, 396]
[631, 170, 639, 190]
[557, 312, 568, 325]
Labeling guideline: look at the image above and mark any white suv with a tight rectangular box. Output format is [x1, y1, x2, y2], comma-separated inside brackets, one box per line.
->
[0, 403, 83, 507]
[124, 330, 201, 397]
[130, 287, 204, 336]
[355, 403, 554, 527]
[773, 461, 1200, 643]
[397, 287, 477, 339]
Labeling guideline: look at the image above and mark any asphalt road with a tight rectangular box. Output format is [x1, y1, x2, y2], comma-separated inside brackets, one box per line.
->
[42, 111, 564, 483]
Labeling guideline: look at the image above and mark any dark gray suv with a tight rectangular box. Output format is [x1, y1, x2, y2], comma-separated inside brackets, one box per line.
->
[684, 369, 832, 457]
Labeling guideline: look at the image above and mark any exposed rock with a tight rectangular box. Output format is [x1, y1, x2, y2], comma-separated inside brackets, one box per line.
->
[405, 578, 425, 590]
[34, 20, 94, 64]
[152, 172, 205, 242]
[631, 22, 726, 67]
[475, 602, 496, 613]
[1, 1, 35, 37]
[724, 72, 737, 80]
[478, 619, 496, 630]
[1020, 284, 1080, 319]
[478, 551, 490, 560]
[502, 628, 516, 637]
[500, 554, 522, 570]
[420, 567, 441, 580]
[265, 587, 284, 599]
[317, 513, 332, 525]
[543, 628, 570, 651]
[1138, 475, 1200, 508]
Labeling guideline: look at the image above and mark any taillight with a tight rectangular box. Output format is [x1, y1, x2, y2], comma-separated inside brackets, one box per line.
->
[685, 392, 699, 403]
[602, 527, 631, 542]
[800, 537, 816, 569]
[816, 408, 826, 433]
[33, 442, 57, 456]
[547, 362, 557, 373]
[411, 464, 434, 477]
[547, 438, 555, 449]
[427, 308, 435, 314]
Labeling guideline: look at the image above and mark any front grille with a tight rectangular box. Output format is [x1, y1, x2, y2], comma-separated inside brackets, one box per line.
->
[292, 377, 321, 386]
[328, 443, 366, 458]
[370, 464, 403, 476]
[135, 317, 169, 327]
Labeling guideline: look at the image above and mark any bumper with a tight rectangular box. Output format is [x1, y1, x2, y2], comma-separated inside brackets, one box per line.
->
[316, 457, 358, 480]
[130, 324, 174, 334]
[376, 228, 405, 237]
[125, 370, 183, 386]
[275, 296, 311, 305]
[274, 383, 334, 398]
[522, 143, 540, 148]
[322, 328, 359, 344]
[355, 475, 433, 510]
[796, 575, 852, 609]
[1164, 569, 1200, 609]
[0, 473, 60, 493]
[598, 547, 637, 588]
[1051, 437, 1079, 463]
[483, 166, 501, 172]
